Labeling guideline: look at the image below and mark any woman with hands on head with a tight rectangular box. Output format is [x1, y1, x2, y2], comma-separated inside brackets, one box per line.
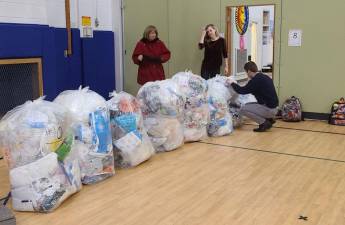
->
[198, 24, 229, 80]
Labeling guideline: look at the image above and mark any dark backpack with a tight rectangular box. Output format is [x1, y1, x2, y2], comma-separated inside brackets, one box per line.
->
[281, 96, 303, 122]
[328, 98, 345, 126]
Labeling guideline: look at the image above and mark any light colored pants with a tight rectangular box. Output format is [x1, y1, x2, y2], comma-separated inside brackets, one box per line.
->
[240, 103, 278, 125]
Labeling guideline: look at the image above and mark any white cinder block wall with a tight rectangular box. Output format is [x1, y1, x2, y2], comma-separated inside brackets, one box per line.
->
[0, 0, 114, 30]
[0, 0, 47, 25]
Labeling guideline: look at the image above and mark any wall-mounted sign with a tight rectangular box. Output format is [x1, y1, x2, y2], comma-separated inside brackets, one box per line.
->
[288, 29, 302, 47]
[81, 16, 93, 38]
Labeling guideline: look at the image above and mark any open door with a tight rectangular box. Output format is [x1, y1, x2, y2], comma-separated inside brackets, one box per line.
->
[225, 5, 275, 80]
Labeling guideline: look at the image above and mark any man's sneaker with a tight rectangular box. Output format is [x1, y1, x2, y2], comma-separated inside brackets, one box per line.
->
[253, 120, 272, 132]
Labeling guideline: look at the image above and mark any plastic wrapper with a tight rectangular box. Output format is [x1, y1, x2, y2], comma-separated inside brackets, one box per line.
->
[137, 80, 185, 151]
[54, 87, 114, 184]
[0, 99, 67, 169]
[229, 105, 243, 128]
[207, 76, 234, 136]
[10, 152, 81, 212]
[107, 91, 155, 168]
[0, 98, 81, 212]
[226, 80, 257, 127]
[172, 71, 209, 142]
[143, 117, 184, 152]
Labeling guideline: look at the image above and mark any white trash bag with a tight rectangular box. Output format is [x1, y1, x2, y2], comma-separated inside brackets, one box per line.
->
[207, 75, 234, 136]
[107, 91, 155, 168]
[0, 98, 81, 212]
[137, 80, 185, 152]
[54, 87, 114, 184]
[172, 71, 209, 142]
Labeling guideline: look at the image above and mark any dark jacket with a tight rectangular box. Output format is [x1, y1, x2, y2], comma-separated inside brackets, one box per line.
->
[132, 38, 171, 85]
[231, 73, 279, 108]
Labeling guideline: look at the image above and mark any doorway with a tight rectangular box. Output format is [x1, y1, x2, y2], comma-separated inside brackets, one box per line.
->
[226, 5, 275, 80]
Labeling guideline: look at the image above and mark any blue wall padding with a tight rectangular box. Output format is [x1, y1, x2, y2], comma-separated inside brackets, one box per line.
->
[0, 23, 115, 100]
[82, 31, 115, 99]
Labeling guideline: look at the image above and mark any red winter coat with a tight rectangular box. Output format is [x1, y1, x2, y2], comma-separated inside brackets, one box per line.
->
[132, 38, 171, 85]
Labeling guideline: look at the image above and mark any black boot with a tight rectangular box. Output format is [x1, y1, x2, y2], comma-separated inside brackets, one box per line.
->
[267, 118, 276, 125]
[253, 120, 272, 132]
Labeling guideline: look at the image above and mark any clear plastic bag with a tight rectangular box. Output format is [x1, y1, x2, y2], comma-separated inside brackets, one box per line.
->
[54, 87, 114, 184]
[207, 76, 234, 136]
[137, 80, 185, 151]
[0, 98, 67, 169]
[107, 91, 155, 168]
[10, 151, 82, 212]
[53, 86, 107, 124]
[172, 71, 209, 142]
[0, 98, 82, 212]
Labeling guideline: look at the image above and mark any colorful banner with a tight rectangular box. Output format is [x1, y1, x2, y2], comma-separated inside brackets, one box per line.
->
[235, 6, 249, 50]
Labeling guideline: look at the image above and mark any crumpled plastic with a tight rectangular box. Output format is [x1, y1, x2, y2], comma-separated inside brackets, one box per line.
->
[172, 71, 209, 142]
[226, 79, 257, 127]
[207, 75, 234, 136]
[137, 80, 185, 152]
[54, 87, 114, 184]
[0, 98, 81, 212]
[107, 91, 155, 168]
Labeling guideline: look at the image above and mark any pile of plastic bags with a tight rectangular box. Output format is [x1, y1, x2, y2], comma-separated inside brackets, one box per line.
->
[107, 91, 155, 168]
[54, 87, 114, 184]
[207, 76, 234, 136]
[0, 98, 81, 212]
[137, 80, 185, 151]
[172, 71, 209, 142]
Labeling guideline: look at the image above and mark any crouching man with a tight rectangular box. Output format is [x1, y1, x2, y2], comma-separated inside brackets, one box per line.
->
[228, 61, 279, 132]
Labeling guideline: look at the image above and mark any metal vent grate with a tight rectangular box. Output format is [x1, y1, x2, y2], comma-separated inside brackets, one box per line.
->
[0, 59, 42, 117]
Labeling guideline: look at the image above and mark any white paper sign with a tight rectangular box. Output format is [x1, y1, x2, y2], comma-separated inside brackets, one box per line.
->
[288, 29, 302, 47]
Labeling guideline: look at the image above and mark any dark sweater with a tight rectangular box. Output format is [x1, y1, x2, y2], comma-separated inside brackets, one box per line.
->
[231, 73, 279, 108]
[199, 37, 227, 69]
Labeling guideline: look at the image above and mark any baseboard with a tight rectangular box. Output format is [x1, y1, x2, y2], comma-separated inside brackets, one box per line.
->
[303, 112, 330, 121]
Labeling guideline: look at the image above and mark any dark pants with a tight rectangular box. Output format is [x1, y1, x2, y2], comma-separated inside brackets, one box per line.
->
[201, 63, 220, 80]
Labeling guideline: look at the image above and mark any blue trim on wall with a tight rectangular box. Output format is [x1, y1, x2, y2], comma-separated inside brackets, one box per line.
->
[0, 23, 115, 101]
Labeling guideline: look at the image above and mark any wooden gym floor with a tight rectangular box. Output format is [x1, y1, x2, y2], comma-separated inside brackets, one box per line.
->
[1, 120, 345, 225]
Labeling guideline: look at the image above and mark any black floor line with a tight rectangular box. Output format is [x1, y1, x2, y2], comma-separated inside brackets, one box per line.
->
[199, 141, 345, 164]
[244, 123, 345, 136]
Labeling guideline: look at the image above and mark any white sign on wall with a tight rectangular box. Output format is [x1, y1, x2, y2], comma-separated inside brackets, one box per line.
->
[288, 29, 302, 47]
[81, 16, 93, 38]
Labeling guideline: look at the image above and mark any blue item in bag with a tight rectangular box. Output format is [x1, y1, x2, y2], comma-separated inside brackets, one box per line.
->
[89, 108, 112, 153]
[114, 114, 137, 133]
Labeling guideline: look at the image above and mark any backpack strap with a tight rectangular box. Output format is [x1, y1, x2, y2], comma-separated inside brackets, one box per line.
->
[0, 192, 15, 225]
[0, 192, 11, 206]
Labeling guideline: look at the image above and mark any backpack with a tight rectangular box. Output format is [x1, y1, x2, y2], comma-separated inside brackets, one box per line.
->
[328, 98, 345, 126]
[281, 96, 303, 122]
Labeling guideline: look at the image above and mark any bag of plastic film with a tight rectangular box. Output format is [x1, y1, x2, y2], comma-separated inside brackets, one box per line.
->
[137, 80, 185, 152]
[107, 91, 154, 168]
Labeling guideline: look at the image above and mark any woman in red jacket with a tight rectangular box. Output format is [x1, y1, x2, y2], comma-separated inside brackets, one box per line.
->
[132, 25, 171, 85]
